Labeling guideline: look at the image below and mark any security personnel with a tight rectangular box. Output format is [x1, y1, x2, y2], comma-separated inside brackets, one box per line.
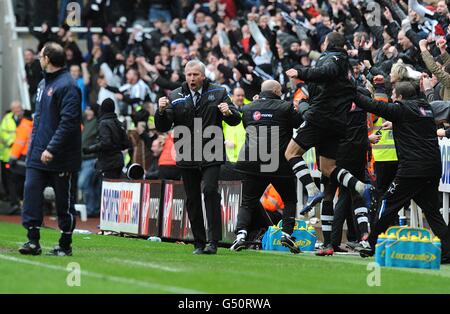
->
[19, 42, 82, 257]
[356, 81, 450, 264]
[371, 78, 399, 199]
[0, 101, 23, 199]
[156, 60, 241, 255]
[221, 87, 249, 180]
[231, 80, 303, 253]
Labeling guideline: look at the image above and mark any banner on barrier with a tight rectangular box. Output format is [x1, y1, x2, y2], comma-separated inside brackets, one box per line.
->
[140, 181, 162, 236]
[221, 181, 242, 243]
[100, 181, 141, 234]
[162, 181, 194, 240]
[439, 138, 450, 193]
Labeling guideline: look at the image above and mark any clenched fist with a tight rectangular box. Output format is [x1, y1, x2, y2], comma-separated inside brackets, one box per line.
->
[218, 102, 232, 117]
[286, 69, 299, 79]
[158, 97, 170, 112]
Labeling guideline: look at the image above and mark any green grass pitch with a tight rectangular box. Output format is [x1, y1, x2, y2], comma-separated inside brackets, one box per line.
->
[0, 222, 449, 294]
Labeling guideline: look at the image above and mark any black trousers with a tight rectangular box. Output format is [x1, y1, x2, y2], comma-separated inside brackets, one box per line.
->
[1, 161, 11, 197]
[369, 176, 450, 257]
[374, 161, 398, 196]
[331, 186, 360, 247]
[22, 168, 77, 246]
[102, 168, 122, 180]
[181, 165, 221, 248]
[159, 165, 181, 180]
[237, 174, 297, 235]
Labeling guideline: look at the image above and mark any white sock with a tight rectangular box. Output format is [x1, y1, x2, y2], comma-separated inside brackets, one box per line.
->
[355, 181, 365, 196]
[237, 230, 247, 241]
[305, 183, 320, 197]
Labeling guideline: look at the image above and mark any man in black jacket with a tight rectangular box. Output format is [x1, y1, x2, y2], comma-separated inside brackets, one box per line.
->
[318, 87, 371, 256]
[20, 42, 81, 257]
[285, 32, 373, 215]
[231, 80, 303, 253]
[155, 60, 241, 255]
[355, 81, 450, 263]
[84, 99, 130, 179]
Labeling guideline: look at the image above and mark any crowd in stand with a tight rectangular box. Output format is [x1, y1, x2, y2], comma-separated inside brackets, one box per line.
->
[2, 0, 450, 243]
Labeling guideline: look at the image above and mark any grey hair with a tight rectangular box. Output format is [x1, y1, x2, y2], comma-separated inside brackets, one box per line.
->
[185, 60, 206, 75]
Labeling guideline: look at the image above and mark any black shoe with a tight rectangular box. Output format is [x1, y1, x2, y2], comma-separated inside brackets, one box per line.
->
[46, 246, 72, 256]
[230, 238, 246, 252]
[333, 246, 348, 253]
[281, 234, 301, 254]
[203, 242, 218, 255]
[193, 247, 205, 255]
[19, 242, 42, 256]
[359, 248, 374, 258]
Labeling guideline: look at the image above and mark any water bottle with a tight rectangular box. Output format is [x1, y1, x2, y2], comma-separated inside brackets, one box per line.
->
[385, 234, 397, 267]
[431, 237, 441, 270]
[407, 235, 418, 268]
[375, 233, 387, 266]
[420, 236, 431, 269]
[399, 216, 407, 226]
[147, 236, 162, 242]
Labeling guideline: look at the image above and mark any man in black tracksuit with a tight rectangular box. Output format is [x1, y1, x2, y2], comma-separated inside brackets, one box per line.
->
[231, 80, 303, 253]
[355, 81, 450, 263]
[155, 60, 241, 255]
[318, 87, 371, 256]
[20, 42, 81, 257]
[285, 32, 373, 216]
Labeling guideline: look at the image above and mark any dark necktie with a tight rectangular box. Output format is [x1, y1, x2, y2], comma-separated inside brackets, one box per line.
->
[194, 92, 201, 108]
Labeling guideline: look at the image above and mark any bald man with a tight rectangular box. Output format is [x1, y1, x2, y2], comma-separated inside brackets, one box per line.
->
[232, 80, 304, 253]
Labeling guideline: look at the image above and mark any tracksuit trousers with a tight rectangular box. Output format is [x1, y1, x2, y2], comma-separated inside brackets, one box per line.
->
[22, 167, 77, 248]
[369, 176, 450, 257]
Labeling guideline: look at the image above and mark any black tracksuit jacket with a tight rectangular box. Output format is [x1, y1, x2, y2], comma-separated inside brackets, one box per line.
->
[355, 94, 441, 178]
[295, 47, 355, 135]
[234, 91, 303, 177]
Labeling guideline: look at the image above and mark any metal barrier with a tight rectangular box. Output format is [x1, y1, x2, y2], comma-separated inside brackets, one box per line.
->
[0, 0, 31, 113]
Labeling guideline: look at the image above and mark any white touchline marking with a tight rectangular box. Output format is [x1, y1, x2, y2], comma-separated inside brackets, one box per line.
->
[0, 254, 204, 294]
[258, 250, 450, 279]
[109, 258, 183, 273]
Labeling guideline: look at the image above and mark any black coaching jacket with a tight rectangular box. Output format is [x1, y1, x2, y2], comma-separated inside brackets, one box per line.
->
[295, 47, 355, 135]
[355, 94, 441, 178]
[155, 79, 241, 168]
[234, 91, 303, 177]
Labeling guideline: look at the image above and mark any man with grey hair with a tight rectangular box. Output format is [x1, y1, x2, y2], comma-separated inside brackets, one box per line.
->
[232, 80, 303, 253]
[156, 60, 241, 255]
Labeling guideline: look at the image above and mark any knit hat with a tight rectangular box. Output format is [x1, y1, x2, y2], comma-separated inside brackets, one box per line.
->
[101, 98, 115, 114]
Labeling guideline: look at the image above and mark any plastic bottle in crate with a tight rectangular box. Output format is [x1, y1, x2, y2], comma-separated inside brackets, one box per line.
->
[408, 235, 418, 268]
[420, 236, 431, 269]
[431, 237, 441, 270]
[375, 233, 387, 266]
[385, 234, 397, 267]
